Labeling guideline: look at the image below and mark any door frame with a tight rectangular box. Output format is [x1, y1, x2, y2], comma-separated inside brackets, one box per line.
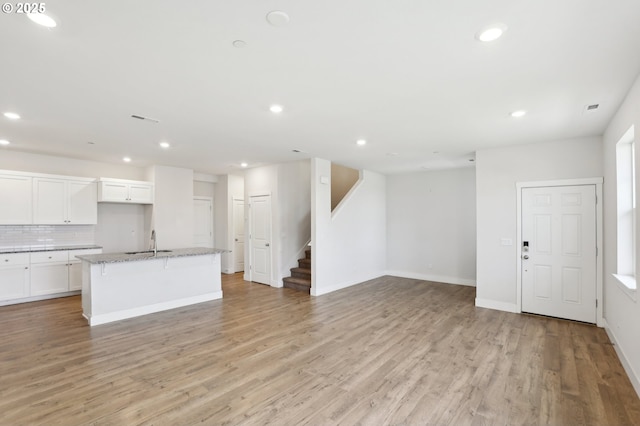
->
[516, 178, 603, 326]
[247, 192, 274, 286]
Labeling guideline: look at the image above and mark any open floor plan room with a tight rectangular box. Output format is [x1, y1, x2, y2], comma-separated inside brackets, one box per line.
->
[1, 274, 638, 425]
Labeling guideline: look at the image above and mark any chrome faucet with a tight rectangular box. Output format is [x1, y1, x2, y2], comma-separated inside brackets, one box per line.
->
[150, 229, 157, 256]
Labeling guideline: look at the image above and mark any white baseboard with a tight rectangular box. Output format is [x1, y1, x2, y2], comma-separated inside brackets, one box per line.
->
[475, 298, 519, 313]
[385, 270, 476, 287]
[85, 291, 223, 326]
[0, 290, 80, 307]
[603, 320, 640, 399]
[311, 273, 383, 296]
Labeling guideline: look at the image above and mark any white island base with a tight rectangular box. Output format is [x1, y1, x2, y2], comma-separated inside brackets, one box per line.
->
[80, 252, 222, 326]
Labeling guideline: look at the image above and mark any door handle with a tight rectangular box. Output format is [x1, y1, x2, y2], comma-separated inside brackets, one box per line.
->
[265, 243, 270, 247]
[522, 255, 529, 260]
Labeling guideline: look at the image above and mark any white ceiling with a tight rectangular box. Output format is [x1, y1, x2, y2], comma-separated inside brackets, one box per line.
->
[1, 0, 640, 175]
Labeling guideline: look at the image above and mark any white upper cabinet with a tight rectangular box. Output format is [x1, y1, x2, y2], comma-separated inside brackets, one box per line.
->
[98, 178, 154, 204]
[33, 178, 97, 224]
[0, 173, 33, 224]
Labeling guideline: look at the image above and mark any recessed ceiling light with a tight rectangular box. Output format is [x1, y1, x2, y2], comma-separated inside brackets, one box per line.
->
[27, 13, 57, 28]
[159, 141, 170, 149]
[123, 157, 131, 163]
[510, 110, 527, 118]
[232, 40, 247, 48]
[0, 139, 10, 146]
[3, 112, 20, 120]
[476, 24, 507, 42]
[240, 162, 248, 168]
[270, 105, 283, 113]
[266, 11, 290, 27]
[356, 139, 367, 146]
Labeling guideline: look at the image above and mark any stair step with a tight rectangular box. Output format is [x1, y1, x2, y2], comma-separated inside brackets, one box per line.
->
[291, 267, 311, 279]
[305, 249, 311, 259]
[283, 277, 311, 294]
[298, 258, 311, 268]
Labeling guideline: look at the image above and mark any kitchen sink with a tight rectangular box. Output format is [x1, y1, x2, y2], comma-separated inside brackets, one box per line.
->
[124, 250, 172, 255]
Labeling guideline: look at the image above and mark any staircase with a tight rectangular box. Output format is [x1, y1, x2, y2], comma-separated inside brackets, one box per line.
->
[283, 248, 311, 294]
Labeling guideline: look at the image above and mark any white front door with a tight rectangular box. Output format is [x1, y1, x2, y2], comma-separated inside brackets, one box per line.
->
[233, 198, 245, 272]
[521, 185, 597, 323]
[193, 197, 213, 248]
[249, 195, 271, 285]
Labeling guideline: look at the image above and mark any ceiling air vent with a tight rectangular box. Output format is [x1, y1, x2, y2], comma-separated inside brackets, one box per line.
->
[131, 114, 160, 123]
[586, 104, 599, 111]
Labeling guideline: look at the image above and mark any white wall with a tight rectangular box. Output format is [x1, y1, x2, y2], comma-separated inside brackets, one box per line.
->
[149, 165, 194, 249]
[475, 137, 603, 312]
[244, 161, 310, 286]
[386, 167, 476, 286]
[0, 150, 145, 180]
[95, 203, 146, 253]
[602, 73, 640, 396]
[311, 158, 386, 296]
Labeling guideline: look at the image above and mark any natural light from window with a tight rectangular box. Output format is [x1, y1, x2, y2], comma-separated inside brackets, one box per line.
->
[614, 125, 637, 295]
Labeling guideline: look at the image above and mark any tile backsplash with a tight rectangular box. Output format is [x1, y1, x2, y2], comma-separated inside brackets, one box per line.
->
[0, 225, 96, 250]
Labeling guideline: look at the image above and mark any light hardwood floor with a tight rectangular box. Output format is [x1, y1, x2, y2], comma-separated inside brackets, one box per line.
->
[1, 274, 639, 425]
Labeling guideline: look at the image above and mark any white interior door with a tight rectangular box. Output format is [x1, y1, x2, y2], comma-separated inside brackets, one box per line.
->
[521, 185, 597, 323]
[249, 195, 271, 285]
[233, 198, 245, 272]
[193, 197, 213, 248]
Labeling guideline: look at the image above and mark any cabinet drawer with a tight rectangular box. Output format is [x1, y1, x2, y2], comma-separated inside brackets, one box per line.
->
[30, 251, 69, 264]
[0, 253, 30, 266]
[69, 249, 102, 261]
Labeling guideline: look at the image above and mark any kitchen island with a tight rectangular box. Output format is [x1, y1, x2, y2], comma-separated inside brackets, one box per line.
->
[76, 247, 226, 326]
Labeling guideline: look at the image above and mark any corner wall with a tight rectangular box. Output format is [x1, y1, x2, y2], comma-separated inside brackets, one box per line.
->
[386, 167, 476, 286]
[475, 137, 603, 311]
[602, 73, 640, 396]
[311, 158, 386, 296]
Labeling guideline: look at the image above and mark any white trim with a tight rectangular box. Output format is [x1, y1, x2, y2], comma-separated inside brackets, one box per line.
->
[515, 178, 604, 326]
[475, 298, 518, 313]
[0, 290, 80, 307]
[311, 273, 383, 296]
[248, 190, 271, 198]
[385, 270, 476, 287]
[193, 172, 218, 183]
[331, 169, 364, 220]
[604, 320, 640, 399]
[84, 291, 223, 326]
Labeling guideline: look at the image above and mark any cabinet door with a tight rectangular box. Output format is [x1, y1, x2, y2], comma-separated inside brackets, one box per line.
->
[129, 184, 154, 204]
[0, 174, 33, 224]
[0, 266, 30, 301]
[33, 178, 67, 224]
[99, 182, 129, 202]
[30, 263, 69, 295]
[68, 262, 82, 291]
[68, 181, 97, 224]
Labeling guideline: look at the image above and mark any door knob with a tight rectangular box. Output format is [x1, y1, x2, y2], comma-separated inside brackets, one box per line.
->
[265, 243, 270, 247]
[522, 255, 529, 260]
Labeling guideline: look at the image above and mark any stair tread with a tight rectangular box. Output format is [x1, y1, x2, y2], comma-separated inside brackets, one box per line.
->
[283, 277, 311, 286]
[291, 267, 311, 274]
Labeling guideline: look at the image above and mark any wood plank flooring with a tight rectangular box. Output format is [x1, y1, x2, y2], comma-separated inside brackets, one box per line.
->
[1, 274, 639, 425]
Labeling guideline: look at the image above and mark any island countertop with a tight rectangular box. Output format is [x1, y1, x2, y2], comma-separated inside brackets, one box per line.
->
[76, 247, 228, 264]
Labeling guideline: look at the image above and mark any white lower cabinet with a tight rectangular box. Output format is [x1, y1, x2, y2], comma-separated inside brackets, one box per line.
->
[0, 253, 30, 301]
[0, 248, 102, 302]
[30, 251, 70, 296]
[68, 249, 101, 291]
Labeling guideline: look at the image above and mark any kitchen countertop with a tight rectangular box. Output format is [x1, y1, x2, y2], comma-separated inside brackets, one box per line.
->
[76, 247, 228, 264]
[0, 245, 103, 254]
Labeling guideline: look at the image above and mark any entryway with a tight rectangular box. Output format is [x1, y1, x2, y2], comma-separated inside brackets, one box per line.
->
[517, 179, 603, 324]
